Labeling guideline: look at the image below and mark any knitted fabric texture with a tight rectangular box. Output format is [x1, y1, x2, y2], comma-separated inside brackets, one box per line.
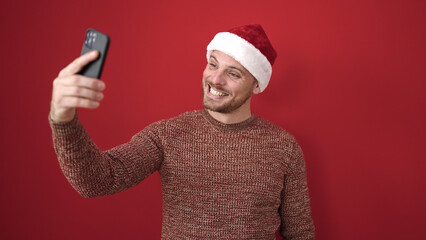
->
[49, 109, 315, 239]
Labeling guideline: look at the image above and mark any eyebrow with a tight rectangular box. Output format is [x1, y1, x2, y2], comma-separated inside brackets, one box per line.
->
[210, 55, 244, 74]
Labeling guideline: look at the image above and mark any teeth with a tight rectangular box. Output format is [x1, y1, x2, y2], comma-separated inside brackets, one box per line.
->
[210, 87, 227, 96]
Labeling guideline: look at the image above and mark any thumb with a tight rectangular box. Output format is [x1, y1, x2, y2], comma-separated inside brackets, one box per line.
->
[59, 50, 100, 77]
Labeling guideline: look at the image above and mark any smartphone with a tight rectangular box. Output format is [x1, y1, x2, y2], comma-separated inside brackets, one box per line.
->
[79, 28, 110, 79]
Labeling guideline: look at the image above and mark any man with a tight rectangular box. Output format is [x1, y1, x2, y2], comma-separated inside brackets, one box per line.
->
[49, 24, 315, 239]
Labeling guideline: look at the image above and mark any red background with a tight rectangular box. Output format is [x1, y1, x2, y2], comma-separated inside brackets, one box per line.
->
[1, 0, 425, 239]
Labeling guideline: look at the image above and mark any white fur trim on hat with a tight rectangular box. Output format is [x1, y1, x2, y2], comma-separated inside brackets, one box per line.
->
[206, 32, 272, 92]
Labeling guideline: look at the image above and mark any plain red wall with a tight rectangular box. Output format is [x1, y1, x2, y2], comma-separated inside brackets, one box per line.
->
[0, 0, 425, 239]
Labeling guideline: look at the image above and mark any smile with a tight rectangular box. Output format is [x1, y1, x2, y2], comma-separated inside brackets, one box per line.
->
[209, 85, 229, 96]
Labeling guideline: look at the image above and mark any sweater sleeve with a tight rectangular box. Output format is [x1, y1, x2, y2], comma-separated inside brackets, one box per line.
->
[279, 141, 315, 239]
[48, 113, 164, 198]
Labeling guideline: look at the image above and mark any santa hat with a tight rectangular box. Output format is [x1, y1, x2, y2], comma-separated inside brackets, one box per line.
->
[206, 24, 277, 92]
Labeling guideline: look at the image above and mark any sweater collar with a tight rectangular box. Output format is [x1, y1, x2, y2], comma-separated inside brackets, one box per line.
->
[200, 109, 257, 130]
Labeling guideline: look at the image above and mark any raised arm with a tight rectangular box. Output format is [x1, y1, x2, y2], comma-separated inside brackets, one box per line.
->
[49, 115, 164, 198]
[49, 52, 164, 198]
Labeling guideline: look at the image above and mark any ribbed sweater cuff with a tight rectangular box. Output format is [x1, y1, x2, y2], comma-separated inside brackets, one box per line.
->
[48, 113, 84, 140]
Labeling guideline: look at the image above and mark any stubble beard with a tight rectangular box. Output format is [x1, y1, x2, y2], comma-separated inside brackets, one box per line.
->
[202, 80, 253, 114]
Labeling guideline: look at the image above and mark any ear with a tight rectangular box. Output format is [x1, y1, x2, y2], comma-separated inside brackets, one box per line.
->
[252, 82, 261, 94]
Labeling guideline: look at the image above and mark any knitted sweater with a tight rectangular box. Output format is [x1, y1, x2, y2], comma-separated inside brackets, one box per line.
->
[49, 109, 315, 239]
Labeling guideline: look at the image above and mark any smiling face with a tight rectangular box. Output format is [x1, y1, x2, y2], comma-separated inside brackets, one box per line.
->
[202, 51, 260, 115]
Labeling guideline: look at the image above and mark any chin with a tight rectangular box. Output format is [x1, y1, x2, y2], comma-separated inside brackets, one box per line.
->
[202, 97, 242, 114]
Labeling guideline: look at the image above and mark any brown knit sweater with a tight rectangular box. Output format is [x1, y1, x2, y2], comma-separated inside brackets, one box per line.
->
[49, 109, 315, 239]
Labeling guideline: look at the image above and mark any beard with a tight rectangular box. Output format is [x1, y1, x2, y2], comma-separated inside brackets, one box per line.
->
[202, 80, 253, 113]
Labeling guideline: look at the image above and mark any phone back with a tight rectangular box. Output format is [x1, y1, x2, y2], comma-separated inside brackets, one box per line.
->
[79, 28, 110, 79]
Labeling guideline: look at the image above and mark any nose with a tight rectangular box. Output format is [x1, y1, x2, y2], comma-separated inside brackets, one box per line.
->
[210, 70, 226, 86]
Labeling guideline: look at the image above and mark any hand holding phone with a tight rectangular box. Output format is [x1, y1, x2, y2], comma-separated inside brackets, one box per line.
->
[49, 28, 110, 123]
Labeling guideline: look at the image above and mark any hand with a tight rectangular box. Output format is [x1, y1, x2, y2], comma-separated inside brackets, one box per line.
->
[49, 50, 106, 122]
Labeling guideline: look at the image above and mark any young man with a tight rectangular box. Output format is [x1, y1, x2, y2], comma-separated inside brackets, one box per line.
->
[49, 24, 315, 239]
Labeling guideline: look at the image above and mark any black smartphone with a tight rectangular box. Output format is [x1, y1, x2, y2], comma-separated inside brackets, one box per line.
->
[79, 28, 110, 79]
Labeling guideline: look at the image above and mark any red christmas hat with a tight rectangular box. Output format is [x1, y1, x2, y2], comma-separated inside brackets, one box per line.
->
[206, 24, 277, 92]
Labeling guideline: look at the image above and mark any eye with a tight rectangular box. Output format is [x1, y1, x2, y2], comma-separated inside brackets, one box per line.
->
[208, 62, 217, 69]
[229, 72, 241, 79]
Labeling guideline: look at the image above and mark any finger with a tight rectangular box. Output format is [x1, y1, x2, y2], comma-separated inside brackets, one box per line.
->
[58, 50, 100, 77]
[60, 86, 104, 101]
[56, 96, 100, 109]
[54, 75, 105, 91]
